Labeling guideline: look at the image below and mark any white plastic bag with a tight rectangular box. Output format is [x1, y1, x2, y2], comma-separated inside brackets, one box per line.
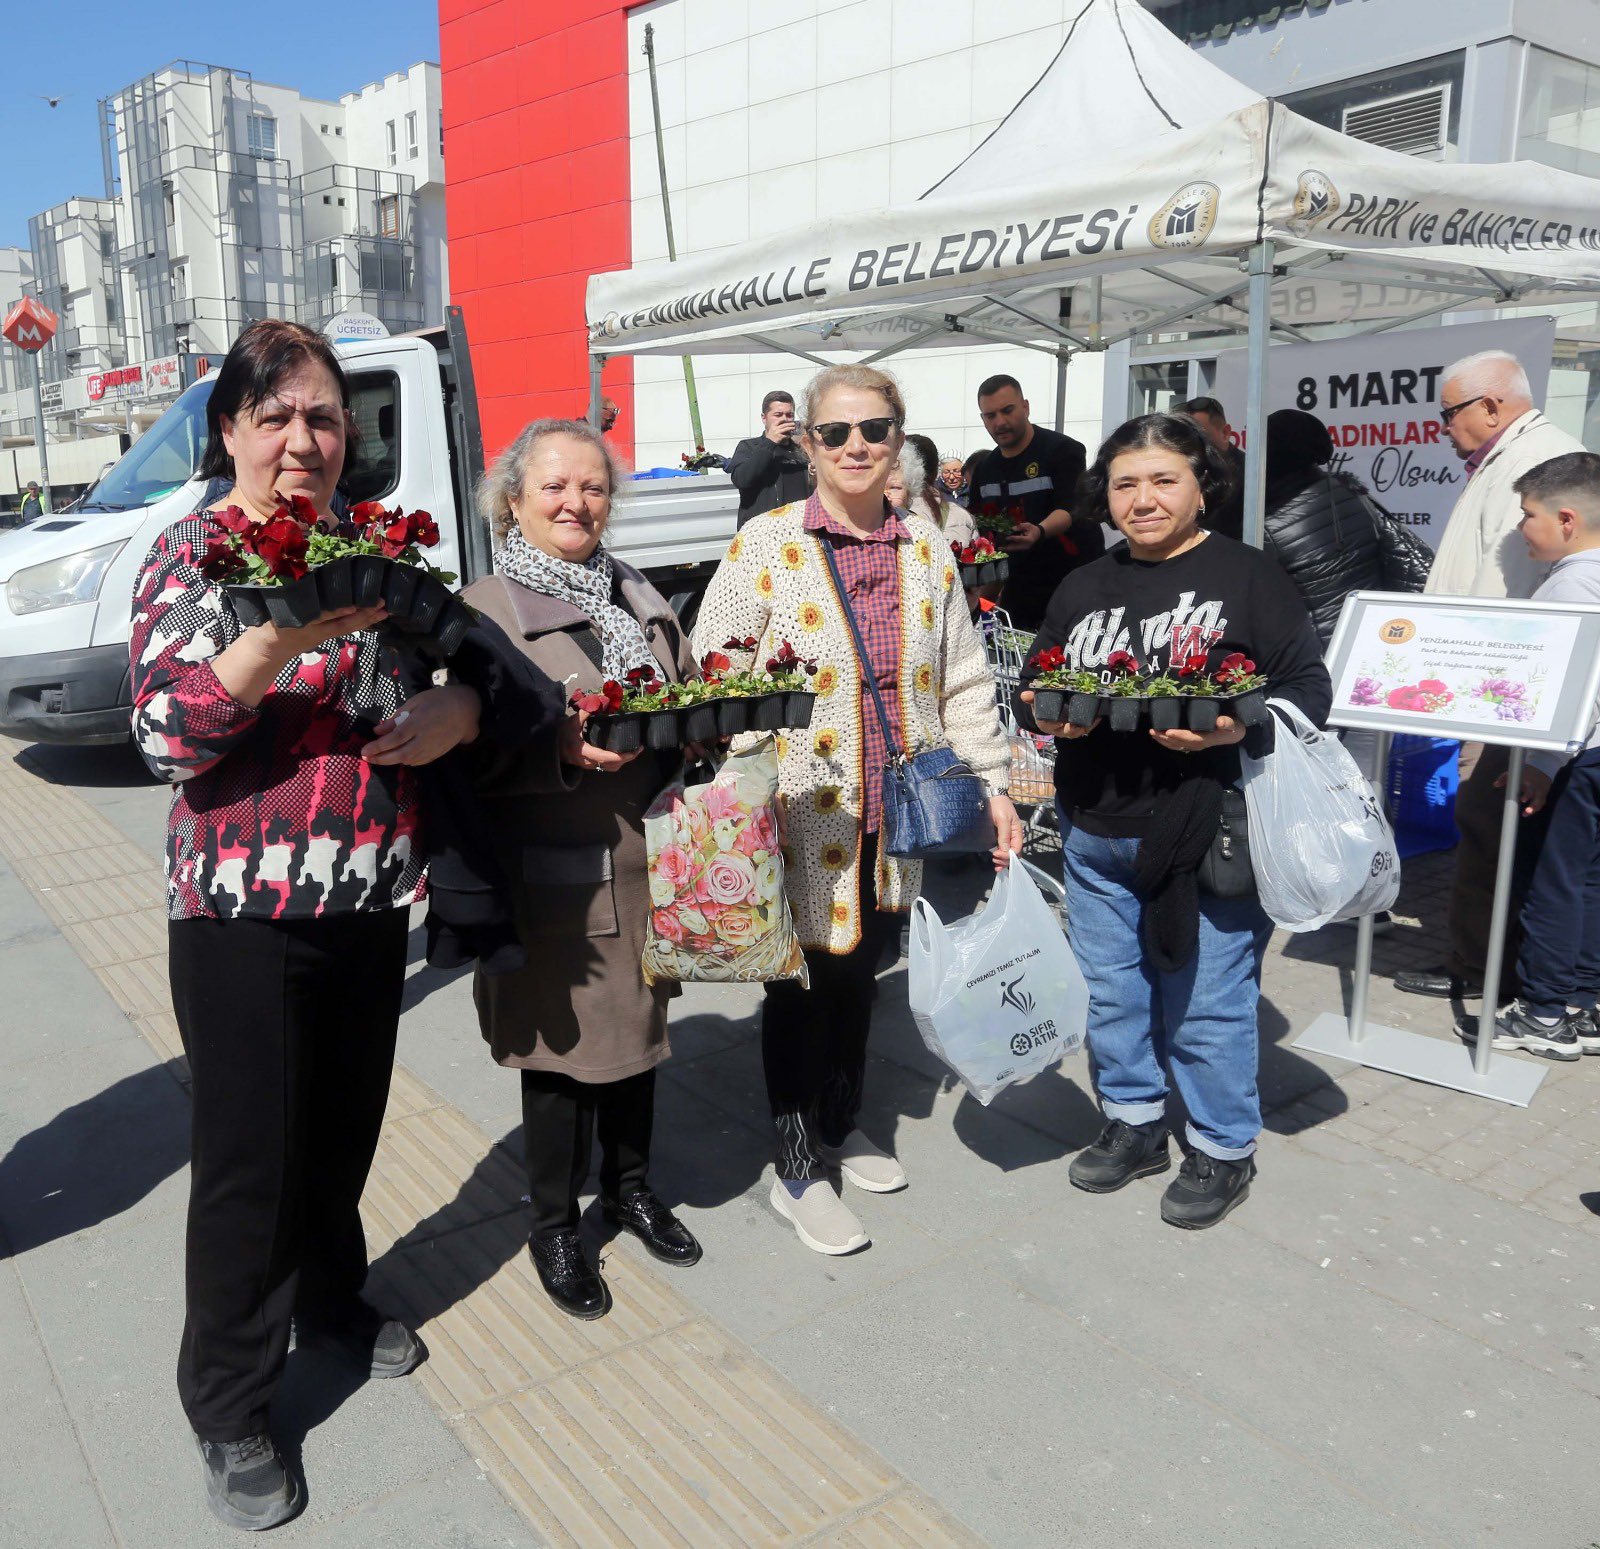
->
[1238, 698, 1400, 932]
[908, 855, 1088, 1105]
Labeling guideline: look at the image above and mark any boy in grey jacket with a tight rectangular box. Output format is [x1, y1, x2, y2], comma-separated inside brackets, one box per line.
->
[1487, 453, 1600, 1059]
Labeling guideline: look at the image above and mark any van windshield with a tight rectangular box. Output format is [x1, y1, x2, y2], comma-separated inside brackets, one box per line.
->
[78, 378, 214, 512]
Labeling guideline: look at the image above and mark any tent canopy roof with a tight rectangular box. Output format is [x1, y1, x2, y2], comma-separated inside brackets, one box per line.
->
[587, 0, 1600, 360]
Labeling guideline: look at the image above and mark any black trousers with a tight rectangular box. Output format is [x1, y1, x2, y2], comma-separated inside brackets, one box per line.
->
[1517, 748, 1600, 1016]
[169, 907, 409, 1442]
[520, 1067, 655, 1236]
[762, 832, 896, 1181]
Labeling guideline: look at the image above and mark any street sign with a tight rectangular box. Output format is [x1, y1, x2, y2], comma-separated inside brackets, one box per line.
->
[2, 297, 58, 352]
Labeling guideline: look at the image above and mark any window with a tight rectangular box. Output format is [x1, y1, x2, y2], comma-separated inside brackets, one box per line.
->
[378, 195, 400, 239]
[164, 188, 175, 227]
[405, 111, 418, 158]
[1520, 47, 1600, 178]
[322, 194, 332, 205]
[99, 228, 114, 259]
[172, 264, 187, 301]
[159, 117, 170, 150]
[246, 113, 278, 159]
[341, 372, 400, 504]
[438, 110, 444, 158]
[326, 253, 339, 291]
[105, 293, 118, 325]
[385, 119, 396, 167]
[320, 122, 329, 133]
[335, 125, 343, 137]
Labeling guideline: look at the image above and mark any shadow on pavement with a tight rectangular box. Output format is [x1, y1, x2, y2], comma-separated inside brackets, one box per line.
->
[12, 740, 157, 789]
[0, 1058, 190, 1257]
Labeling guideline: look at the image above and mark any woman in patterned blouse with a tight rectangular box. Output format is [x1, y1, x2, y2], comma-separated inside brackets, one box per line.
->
[129, 320, 483, 1531]
[693, 365, 1023, 1258]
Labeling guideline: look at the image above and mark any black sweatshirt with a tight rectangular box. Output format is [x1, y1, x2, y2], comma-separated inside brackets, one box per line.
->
[1016, 533, 1332, 837]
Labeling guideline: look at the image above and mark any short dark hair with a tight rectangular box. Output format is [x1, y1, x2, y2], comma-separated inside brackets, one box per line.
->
[1176, 396, 1226, 421]
[1514, 452, 1600, 521]
[976, 373, 1023, 402]
[1078, 413, 1236, 525]
[198, 318, 352, 482]
[761, 389, 795, 414]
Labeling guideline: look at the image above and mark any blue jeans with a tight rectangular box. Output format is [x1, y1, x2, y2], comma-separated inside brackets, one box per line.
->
[1061, 822, 1271, 1160]
[1516, 748, 1600, 1018]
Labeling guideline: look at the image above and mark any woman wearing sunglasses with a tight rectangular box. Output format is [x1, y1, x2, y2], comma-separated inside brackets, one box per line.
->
[693, 365, 1021, 1255]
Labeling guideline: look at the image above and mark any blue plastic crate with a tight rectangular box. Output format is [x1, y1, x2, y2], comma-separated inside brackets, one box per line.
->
[630, 466, 700, 480]
[1387, 734, 1459, 859]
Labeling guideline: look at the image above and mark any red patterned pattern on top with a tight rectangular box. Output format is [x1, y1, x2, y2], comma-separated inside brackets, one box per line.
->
[803, 492, 908, 834]
[129, 513, 427, 920]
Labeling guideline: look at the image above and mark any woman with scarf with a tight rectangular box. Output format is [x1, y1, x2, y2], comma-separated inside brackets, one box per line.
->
[1018, 413, 1330, 1231]
[463, 418, 702, 1322]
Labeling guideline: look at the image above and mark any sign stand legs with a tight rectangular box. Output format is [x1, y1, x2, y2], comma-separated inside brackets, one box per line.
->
[1293, 733, 1547, 1107]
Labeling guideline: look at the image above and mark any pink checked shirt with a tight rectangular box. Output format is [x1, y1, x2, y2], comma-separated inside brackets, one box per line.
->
[803, 492, 908, 834]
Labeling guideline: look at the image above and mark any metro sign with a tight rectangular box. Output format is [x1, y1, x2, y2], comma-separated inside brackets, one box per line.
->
[2, 296, 58, 353]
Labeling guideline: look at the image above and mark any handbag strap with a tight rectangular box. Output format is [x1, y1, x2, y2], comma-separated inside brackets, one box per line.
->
[815, 532, 901, 762]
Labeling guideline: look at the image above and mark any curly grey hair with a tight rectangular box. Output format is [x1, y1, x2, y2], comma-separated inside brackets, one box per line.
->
[896, 440, 928, 502]
[476, 417, 628, 543]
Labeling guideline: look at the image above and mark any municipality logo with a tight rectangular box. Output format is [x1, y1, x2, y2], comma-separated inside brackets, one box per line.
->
[1149, 182, 1219, 251]
[1290, 169, 1341, 235]
[1000, 974, 1035, 1016]
[1025, 461, 1039, 478]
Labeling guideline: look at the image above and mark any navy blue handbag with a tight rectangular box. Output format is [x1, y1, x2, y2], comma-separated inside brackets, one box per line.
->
[816, 536, 996, 860]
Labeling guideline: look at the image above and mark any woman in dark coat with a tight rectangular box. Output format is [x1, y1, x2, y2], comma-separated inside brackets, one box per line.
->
[464, 417, 703, 1323]
[1262, 408, 1385, 648]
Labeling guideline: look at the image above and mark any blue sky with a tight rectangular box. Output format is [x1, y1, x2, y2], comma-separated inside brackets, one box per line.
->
[0, 0, 440, 250]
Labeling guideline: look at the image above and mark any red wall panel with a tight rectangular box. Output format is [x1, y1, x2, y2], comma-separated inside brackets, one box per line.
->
[441, 0, 635, 463]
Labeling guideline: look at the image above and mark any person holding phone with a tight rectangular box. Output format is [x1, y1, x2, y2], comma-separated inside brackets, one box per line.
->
[727, 389, 811, 529]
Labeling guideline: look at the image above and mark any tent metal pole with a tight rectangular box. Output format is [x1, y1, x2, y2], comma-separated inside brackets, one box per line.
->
[1145, 263, 1314, 343]
[1101, 272, 1255, 349]
[859, 321, 956, 365]
[1351, 296, 1482, 337]
[1054, 351, 1069, 432]
[1241, 238, 1275, 551]
[742, 335, 833, 367]
[983, 296, 1090, 348]
[588, 355, 604, 429]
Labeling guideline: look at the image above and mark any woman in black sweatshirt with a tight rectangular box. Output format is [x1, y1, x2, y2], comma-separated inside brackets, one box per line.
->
[1019, 413, 1331, 1230]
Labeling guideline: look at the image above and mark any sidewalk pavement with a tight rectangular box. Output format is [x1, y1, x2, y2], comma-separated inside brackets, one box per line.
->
[4, 739, 1600, 1547]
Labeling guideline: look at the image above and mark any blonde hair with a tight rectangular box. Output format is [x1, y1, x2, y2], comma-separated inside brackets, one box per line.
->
[800, 364, 907, 431]
[476, 418, 627, 542]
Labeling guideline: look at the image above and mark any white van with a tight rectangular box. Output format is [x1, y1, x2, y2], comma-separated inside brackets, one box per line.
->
[0, 313, 738, 746]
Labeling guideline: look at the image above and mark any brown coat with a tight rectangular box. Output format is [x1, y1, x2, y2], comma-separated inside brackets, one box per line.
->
[464, 562, 693, 1083]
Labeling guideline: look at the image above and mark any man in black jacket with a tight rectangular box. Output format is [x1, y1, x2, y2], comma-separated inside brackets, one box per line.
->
[1176, 397, 1246, 542]
[726, 390, 811, 529]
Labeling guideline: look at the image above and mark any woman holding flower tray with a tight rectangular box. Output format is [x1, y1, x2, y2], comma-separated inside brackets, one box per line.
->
[1018, 412, 1331, 1231]
[694, 364, 1022, 1257]
[463, 418, 704, 1323]
[129, 320, 492, 1531]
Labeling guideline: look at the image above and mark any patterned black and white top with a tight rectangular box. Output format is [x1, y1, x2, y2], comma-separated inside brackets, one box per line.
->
[129, 511, 427, 920]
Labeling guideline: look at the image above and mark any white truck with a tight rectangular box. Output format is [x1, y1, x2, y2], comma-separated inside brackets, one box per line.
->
[0, 311, 739, 746]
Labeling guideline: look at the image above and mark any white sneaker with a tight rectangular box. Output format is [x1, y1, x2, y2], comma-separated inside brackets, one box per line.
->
[819, 1130, 908, 1193]
[769, 1179, 869, 1255]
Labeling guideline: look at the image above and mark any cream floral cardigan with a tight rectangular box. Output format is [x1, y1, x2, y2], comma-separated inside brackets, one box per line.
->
[691, 502, 1009, 955]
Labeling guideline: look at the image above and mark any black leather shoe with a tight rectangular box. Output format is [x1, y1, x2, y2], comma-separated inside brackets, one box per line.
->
[602, 1189, 703, 1267]
[528, 1228, 611, 1320]
[1068, 1119, 1170, 1193]
[1160, 1150, 1255, 1229]
[297, 1301, 426, 1378]
[1394, 966, 1482, 999]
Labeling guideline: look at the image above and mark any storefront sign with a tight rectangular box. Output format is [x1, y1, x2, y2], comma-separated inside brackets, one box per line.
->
[1325, 591, 1600, 753]
[1214, 316, 1556, 552]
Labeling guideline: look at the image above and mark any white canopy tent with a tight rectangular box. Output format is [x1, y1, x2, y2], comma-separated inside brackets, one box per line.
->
[586, 0, 1600, 539]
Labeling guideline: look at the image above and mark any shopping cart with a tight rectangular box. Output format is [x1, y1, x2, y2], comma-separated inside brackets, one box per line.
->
[980, 604, 1059, 844]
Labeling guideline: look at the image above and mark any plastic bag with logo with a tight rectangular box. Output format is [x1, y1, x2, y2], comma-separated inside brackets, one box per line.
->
[908, 854, 1089, 1105]
[1238, 698, 1401, 931]
[640, 736, 809, 988]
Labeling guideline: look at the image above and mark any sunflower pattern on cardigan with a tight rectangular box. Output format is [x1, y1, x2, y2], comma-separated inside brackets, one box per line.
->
[692, 501, 1009, 954]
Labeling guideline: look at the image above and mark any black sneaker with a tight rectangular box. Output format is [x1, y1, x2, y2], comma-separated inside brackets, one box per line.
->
[1473, 999, 1582, 1062]
[195, 1433, 302, 1532]
[1068, 1119, 1170, 1193]
[1160, 1150, 1255, 1229]
[297, 1301, 426, 1378]
[1570, 1004, 1600, 1055]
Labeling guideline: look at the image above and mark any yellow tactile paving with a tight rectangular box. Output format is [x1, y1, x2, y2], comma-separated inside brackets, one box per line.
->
[0, 749, 986, 1549]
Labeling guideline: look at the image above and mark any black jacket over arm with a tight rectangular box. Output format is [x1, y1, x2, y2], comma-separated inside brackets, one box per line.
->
[1261, 470, 1385, 648]
[726, 435, 811, 528]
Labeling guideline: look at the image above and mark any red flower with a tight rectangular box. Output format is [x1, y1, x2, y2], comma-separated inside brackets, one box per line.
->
[570, 689, 607, 715]
[1106, 650, 1139, 675]
[601, 680, 624, 712]
[958, 545, 977, 563]
[407, 508, 440, 548]
[701, 650, 731, 676]
[1029, 645, 1066, 672]
[250, 512, 310, 579]
[280, 492, 320, 525]
[1219, 652, 1252, 672]
[1418, 678, 1447, 694]
[767, 639, 801, 672]
[211, 505, 254, 535]
[973, 535, 996, 556]
[196, 532, 240, 581]
[348, 500, 386, 529]
[1387, 684, 1429, 712]
[626, 664, 660, 688]
[723, 635, 757, 652]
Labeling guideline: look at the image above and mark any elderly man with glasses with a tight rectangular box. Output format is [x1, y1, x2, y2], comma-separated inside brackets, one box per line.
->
[1395, 348, 1587, 1007]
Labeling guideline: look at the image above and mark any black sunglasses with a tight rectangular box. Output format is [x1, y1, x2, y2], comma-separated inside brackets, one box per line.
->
[807, 417, 901, 449]
[1439, 395, 1485, 427]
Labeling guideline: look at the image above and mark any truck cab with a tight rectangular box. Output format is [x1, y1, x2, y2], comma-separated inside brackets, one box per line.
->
[0, 314, 738, 747]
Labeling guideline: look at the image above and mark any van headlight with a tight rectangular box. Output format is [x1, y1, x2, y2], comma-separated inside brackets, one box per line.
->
[6, 541, 128, 615]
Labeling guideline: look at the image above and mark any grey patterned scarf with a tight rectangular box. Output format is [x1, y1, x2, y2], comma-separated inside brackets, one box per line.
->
[494, 527, 657, 682]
